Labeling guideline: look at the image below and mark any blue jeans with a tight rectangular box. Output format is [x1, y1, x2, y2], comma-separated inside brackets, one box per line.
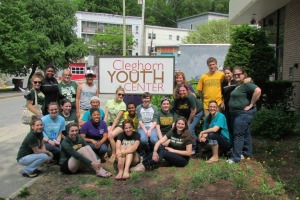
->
[188, 111, 204, 150]
[230, 108, 256, 162]
[45, 143, 61, 161]
[18, 153, 51, 174]
[87, 142, 108, 157]
[138, 126, 158, 145]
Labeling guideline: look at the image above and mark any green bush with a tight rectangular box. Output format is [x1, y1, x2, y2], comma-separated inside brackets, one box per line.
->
[251, 108, 298, 139]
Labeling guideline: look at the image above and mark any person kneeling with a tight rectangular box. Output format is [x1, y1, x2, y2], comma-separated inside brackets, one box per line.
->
[60, 123, 111, 177]
[131, 117, 193, 172]
[115, 119, 140, 180]
[198, 100, 232, 164]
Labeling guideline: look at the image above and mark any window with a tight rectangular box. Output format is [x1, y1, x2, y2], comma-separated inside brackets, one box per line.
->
[135, 39, 138, 45]
[136, 26, 139, 34]
[177, 35, 180, 41]
[152, 33, 156, 39]
[71, 67, 84, 74]
[169, 35, 172, 40]
[148, 33, 151, 39]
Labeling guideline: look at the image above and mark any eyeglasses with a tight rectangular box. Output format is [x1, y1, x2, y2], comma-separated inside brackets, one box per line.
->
[161, 97, 170, 101]
[118, 93, 125, 97]
[63, 74, 71, 77]
[233, 73, 243, 77]
[33, 81, 41, 84]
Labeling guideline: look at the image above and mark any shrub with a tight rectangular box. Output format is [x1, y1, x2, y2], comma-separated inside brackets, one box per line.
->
[250, 108, 298, 139]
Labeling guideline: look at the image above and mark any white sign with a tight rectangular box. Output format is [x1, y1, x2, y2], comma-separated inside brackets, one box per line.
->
[99, 56, 174, 94]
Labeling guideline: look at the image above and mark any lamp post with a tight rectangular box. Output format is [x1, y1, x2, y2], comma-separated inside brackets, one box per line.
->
[138, 0, 145, 55]
[123, 0, 126, 56]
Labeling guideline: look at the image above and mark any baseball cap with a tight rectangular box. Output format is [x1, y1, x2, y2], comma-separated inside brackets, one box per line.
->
[90, 96, 100, 103]
[85, 70, 95, 76]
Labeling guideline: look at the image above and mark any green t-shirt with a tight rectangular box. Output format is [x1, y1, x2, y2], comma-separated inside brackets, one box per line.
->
[105, 99, 126, 126]
[17, 131, 43, 161]
[58, 81, 77, 108]
[59, 134, 91, 166]
[229, 82, 257, 112]
[166, 130, 193, 150]
[173, 94, 203, 120]
[157, 110, 178, 136]
[25, 89, 45, 111]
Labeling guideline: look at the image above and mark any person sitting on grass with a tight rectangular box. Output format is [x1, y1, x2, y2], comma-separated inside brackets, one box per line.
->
[17, 116, 53, 178]
[130, 117, 193, 172]
[198, 100, 232, 164]
[115, 119, 140, 180]
[136, 92, 159, 156]
[80, 108, 108, 162]
[60, 122, 111, 177]
[123, 102, 138, 132]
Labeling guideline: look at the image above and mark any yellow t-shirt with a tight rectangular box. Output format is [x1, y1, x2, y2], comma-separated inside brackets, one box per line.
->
[196, 71, 224, 109]
[123, 111, 138, 132]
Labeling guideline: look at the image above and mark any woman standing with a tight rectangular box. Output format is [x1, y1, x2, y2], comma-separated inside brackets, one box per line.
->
[17, 116, 53, 177]
[24, 75, 45, 118]
[40, 65, 59, 115]
[58, 69, 77, 114]
[115, 119, 140, 180]
[60, 123, 111, 177]
[80, 108, 108, 160]
[173, 84, 203, 152]
[227, 67, 261, 164]
[199, 100, 232, 163]
[130, 117, 193, 171]
[104, 86, 126, 162]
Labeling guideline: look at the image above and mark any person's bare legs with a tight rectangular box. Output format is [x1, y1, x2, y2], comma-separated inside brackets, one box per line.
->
[123, 145, 140, 179]
[115, 145, 126, 180]
[108, 127, 123, 162]
[206, 144, 219, 163]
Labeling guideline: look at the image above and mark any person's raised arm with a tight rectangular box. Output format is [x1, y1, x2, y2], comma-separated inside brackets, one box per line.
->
[75, 84, 82, 119]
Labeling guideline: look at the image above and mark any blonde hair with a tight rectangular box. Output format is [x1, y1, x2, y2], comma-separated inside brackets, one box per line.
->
[116, 86, 125, 94]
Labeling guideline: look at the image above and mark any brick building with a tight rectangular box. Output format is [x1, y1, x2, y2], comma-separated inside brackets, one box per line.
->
[229, 0, 300, 109]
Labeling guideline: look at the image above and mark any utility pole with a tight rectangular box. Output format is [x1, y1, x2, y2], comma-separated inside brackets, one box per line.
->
[139, 0, 146, 55]
[123, 0, 126, 56]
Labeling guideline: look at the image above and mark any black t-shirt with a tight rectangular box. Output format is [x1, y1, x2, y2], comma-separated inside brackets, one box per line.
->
[40, 77, 59, 113]
[117, 131, 140, 145]
[222, 79, 237, 110]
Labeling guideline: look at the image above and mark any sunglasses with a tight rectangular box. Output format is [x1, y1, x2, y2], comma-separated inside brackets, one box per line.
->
[117, 93, 125, 97]
[161, 97, 170, 101]
[233, 73, 243, 77]
[33, 81, 41, 84]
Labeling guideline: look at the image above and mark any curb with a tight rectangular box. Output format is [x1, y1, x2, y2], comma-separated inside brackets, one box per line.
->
[0, 93, 23, 100]
[8, 175, 42, 199]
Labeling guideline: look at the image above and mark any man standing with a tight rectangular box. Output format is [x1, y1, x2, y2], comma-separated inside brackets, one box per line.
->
[197, 57, 224, 116]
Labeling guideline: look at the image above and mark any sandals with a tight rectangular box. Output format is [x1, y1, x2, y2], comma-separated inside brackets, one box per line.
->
[22, 172, 38, 178]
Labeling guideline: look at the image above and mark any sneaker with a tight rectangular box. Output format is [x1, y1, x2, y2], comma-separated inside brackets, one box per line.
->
[22, 172, 38, 178]
[226, 159, 235, 164]
[241, 155, 245, 160]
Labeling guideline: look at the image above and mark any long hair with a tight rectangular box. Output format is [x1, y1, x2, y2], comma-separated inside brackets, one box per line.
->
[174, 84, 190, 99]
[173, 117, 193, 145]
[30, 115, 42, 126]
[122, 119, 134, 130]
[66, 122, 79, 135]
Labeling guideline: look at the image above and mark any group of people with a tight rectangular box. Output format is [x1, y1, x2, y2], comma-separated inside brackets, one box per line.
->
[17, 57, 261, 180]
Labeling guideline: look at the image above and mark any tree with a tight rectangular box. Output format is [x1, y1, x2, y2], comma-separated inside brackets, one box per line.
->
[88, 26, 134, 56]
[0, 0, 88, 78]
[182, 19, 231, 44]
[0, 1, 33, 76]
[224, 24, 277, 91]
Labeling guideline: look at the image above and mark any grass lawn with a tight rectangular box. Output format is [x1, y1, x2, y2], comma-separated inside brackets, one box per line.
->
[12, 132, 300, 200]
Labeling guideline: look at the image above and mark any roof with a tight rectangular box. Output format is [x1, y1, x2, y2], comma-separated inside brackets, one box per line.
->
[177, 12, 228, 22]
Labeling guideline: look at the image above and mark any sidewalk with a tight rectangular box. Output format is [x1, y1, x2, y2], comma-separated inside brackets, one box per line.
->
[0, 86, 23, 99]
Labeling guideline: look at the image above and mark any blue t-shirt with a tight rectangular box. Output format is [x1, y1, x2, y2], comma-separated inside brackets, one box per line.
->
[203, 112, 231, 141]
[42, 114, 65, 140]
[81, 108, 105, 121]
[80, 120, 108, 140]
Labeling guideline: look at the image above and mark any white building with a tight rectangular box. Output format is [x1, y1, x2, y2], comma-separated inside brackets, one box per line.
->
[144, 25, 189, 56]
[177, 12, 228, 30]
[75, 11, 142, 56]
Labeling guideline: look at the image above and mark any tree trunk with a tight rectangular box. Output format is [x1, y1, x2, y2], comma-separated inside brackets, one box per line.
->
[26, 64, 38, 89]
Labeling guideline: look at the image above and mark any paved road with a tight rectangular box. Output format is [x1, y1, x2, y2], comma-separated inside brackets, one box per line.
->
[0, 94, 113, 198]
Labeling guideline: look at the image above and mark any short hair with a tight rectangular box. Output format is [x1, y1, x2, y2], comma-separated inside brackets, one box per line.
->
[127, 102, 136, 108]
[30, 116, 42, 126]
[89, 107, 100, 116]
[48, 102, 58, 108]
[207, 57, 217, 65]
[141, 92, 151, 99]
[44, 64, 55, 72]
[61, 99, 71, 106]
